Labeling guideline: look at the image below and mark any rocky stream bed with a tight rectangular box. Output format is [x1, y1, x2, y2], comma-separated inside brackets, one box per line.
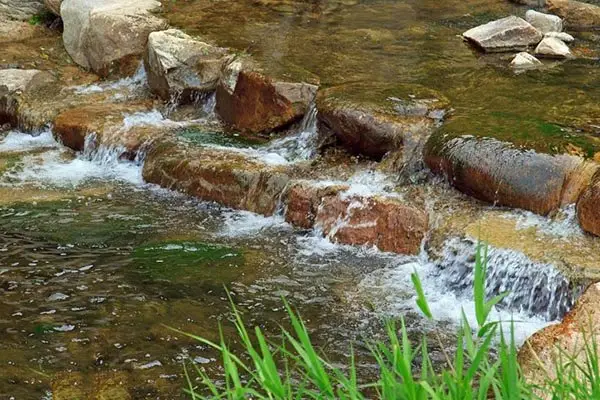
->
[3, 0, 600, 398]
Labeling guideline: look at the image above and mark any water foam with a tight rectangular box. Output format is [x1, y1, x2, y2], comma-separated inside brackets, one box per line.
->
[70, 63, 148, 95]
[266, 102, 319, 162]
[219, 210, 291, 237]
[509, 204, 583, 238]
[0, 129, 57, 152]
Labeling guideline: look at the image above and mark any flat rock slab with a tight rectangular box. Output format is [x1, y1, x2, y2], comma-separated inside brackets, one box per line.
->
[0, 0, 45, 21]
[463, 16, 543, 52]
[525, 9, 563, 34]
[535, 36, 572, 58]
[62, 0, 168, 77]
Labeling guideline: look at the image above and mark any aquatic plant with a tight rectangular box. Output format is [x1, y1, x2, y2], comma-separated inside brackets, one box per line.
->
[178, 243, 599, 399]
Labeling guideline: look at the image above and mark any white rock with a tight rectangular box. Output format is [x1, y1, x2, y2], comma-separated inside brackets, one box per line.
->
[510, 52, 543, 68]
[545, 31, 575, 42]
[0, 69, 44, 92]
[535, 36, 572, 58]
[61, 0, 168, 76]
[463, 16, 543, 52]
[525, 10, 563, 33]
[144, 29, 229, 101]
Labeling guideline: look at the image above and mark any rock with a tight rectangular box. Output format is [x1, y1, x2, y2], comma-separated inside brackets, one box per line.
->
[283, 181, 349, 229]
[535, 36, 572, 58]
[576, 172, 600, 237]
[52, 101, 156, 152]
[61, 0, 168, 77]
[510, 51, 543, 68]
[215, 56, 317, 135]
[143, 139, 292, 216]
[44, 0, 61, 16]
[547, 0, 600, 30]
[520, 283, 600, 393]
[545, 31, 575, 42]
[525, 10, 563, 33]
[0, 16, 38, 42]
[314, 192, 427, 255]
[316, 85, 444, 161]
[424, 136, 598, 216]
[145, 29, 229, 102]
[0, 0, 45, 21]
[463, 16, 543, 52]
[0, 69, 53, 128]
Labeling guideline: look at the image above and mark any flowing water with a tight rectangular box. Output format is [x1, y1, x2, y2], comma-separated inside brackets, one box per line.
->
[4, 0, 600, 398]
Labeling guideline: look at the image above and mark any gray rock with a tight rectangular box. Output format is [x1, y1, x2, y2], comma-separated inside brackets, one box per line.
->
[144, 29, 229, 101]
[463, 16, 543, 52]
[525, 10, 563, 33]
[62, 0, 168, 77]
[510, 52, 543, 68]
[0, 0, 45, 21]
[535, 36, 571, 58]
[545, 31, 575, 42]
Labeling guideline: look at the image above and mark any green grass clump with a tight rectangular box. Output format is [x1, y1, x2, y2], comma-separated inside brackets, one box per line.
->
[178, 243, 600, 399]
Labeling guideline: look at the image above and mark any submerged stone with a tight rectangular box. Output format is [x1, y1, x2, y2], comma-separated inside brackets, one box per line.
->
[525, 10, 563, 34]
[547, 0, 600, 30]
[424, 135, 598, 216]
[145, 29, 229, 102]
[61, 0, 168, 77]
[215, 56, 317, 135]
[535, 36, 572, 58]
[463, 16, 543, 52]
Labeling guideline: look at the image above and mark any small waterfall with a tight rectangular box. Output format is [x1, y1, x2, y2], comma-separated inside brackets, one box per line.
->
[69, 62, 148, 95]
[266, 101, 319, 162]
[437, 238, 580, 321]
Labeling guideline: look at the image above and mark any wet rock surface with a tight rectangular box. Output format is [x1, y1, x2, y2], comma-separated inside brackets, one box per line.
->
[215, 56, 317, 135]
[0, 69, 54, 128]
[61, 0, 168, 77]
[463, 16, 543, 52]
[547, 0, 600, 30]
[425, 136, 598, 215]
[145, 29, 229, 102]
[576, 172, 600, 236]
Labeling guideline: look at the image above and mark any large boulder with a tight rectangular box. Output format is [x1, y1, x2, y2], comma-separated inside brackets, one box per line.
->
[61, 0, 168, 77]
[535, 36, 572, 58]
[424, 136, 598, 215]
[463, 16, 543, 52]
[0, 69, 53, 128]
[314, 192, 428, 255]
[577, 172, 600, 237]
[144, 29, 229, 102]
[525, 10, 563, 34]
[283, 180, 428, 255]
[143, 139, 292, 216]
[44, 0, 61, 16]
[0, 0, 45, 21]
[520, 283, 600, 394]
[547, 0, 600, 30]
[215, 56, 317, 135]
[316, 83, 446, 162]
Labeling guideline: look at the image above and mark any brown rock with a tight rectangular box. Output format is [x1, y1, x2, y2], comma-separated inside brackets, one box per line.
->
[215, 57, 317, 135]
[314, 193, 427, 255]
[576, 171, 600, 236]
[143, 140, 292, 216]
[547, 0, 600, 30]
[520, 283, 600, 394]
[52, 101, 156, 152]
[283, 180, 349, 229]
[44, 0, 62, 15]
[316, 84, 443, 161]
[425, 136, 595, 215]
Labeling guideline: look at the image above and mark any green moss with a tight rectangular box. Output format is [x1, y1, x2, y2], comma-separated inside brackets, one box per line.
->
[132, 241, 243, 281]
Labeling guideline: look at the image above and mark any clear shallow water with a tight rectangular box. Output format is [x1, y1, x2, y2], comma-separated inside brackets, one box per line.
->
[0, 130, 579, 398]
